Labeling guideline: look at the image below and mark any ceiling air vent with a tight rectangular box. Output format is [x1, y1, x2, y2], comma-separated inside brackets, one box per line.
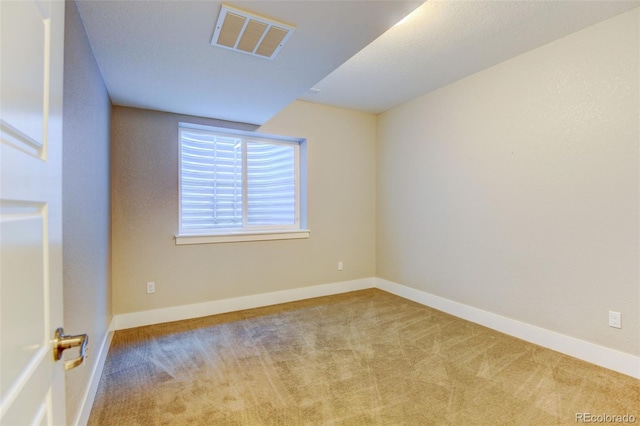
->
[211, 4, 296, 60]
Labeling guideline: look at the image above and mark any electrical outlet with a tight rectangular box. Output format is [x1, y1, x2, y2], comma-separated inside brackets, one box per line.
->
[146, 281, 155, 294]
[338, 261, 343, 271]
[608, 311, 621, 329]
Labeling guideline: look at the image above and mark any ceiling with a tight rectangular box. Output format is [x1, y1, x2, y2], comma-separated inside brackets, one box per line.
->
[75, 0, 422, 125]
[299, 0, 639, 114]
[77, 1, 639, 125]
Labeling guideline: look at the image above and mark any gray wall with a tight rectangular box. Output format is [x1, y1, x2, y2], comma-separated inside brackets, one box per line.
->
[62, 0, 112, 422]
[377, 9, 639, 356]
[111, 101, 377, 314]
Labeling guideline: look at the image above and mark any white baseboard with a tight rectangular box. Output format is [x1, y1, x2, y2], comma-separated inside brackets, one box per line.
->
[375, 278, 640, 379]
[114, 278, 375, 330]
[74, 317, 115, 426]
[109, 276, 638, 379]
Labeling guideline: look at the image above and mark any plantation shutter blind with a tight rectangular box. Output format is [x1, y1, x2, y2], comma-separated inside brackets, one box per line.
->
[180, 129, 243, 232]
[179, 127, 299, 235]
[246, 141, 296, 226]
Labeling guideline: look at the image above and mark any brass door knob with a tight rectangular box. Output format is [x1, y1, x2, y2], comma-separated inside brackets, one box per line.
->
[52, 328, 88, 370]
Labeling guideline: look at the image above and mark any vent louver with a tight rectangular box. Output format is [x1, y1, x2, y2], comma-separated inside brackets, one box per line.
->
[211, 4, 296, 60]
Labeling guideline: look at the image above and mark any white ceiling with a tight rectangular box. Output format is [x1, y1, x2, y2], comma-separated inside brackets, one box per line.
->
[76, 0, 639, 125]
[299, 0, 640, 114]
[75, 0, 422, 125]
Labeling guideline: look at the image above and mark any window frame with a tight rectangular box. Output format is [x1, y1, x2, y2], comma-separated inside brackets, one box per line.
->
[176, 123, 309, 245]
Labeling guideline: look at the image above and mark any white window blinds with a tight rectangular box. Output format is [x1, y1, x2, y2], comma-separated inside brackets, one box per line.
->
[246, 141, 295, 226]
[180, 130, 243, 231]
[179, 126, 301, 236]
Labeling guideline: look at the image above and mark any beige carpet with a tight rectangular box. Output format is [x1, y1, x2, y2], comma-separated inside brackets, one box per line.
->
[88, 289, 639, 425]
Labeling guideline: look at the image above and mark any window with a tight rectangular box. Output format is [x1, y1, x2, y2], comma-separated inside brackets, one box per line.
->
[176, 124, 308, 244]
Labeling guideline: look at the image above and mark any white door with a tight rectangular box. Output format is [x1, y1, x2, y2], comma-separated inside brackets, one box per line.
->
[0, 0, 67, 424]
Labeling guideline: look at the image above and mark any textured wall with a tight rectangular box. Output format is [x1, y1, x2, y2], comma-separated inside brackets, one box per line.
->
[376, 9, 639, 355]
[62, 0, 112, 422]
[111, 101, 376, 314]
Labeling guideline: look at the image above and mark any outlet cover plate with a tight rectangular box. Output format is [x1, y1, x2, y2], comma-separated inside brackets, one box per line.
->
[608, 311, 621, 328]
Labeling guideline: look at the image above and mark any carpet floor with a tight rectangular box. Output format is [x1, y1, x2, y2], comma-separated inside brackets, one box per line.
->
[88, 289, 639, 425]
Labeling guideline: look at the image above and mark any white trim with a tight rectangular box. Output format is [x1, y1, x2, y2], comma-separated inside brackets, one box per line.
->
[108, 277, 639, 379]
[113, 278, 374, 330]
[375, 278, 640, 379]
[175, 229, 310, 245]
[73, 318, 115, 426]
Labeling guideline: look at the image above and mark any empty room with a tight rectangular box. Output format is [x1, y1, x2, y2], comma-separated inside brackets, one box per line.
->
[1, 0, 638, 424]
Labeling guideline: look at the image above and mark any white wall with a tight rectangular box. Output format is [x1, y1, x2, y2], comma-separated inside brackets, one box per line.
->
[62, 0, 112, 421]
[111, 101, 376, 315]
[376, 9, 639, 356]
